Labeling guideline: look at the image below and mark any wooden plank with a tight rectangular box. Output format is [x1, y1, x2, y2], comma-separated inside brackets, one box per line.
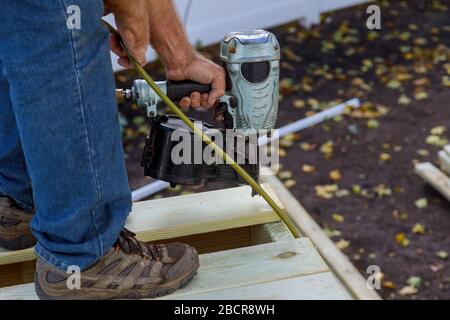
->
[0, 184, 281, 266]
[0, 239, 341, 300]
[0, 226, 256, 289]
[415, 162, 450, 202]
[438, 150, 450, 176]
[251, 222, 295, 245]
[168, 273, 350, 300]
[260, 167, 381, 300]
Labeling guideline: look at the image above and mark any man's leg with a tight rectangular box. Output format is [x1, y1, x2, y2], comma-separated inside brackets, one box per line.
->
[0, 62, 34, 213]
[0, 0, 131, 270]
[0, 61, 36, 250]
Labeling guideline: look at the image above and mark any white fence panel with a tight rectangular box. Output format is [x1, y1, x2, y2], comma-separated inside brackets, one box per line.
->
[109, 0, 368, 72]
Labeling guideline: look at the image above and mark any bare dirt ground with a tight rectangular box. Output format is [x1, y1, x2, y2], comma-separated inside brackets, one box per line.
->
[116, 0, 450, 299]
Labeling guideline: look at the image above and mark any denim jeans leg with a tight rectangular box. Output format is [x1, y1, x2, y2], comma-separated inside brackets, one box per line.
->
[0, 62, 34, 213]
[0, 0, 132, 270]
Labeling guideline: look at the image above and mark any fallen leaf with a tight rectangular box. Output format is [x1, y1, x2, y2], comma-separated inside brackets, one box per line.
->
[302, 164, 316, 174]
[430, 264, 444, 272]
[329, 169, 342, 181]
[431, 126, 446, 136]
[320, 141, 334, 158]
[414, 91, 428, 100]
[395, 233, 410, 246]
[332, 213, 345, 223]
[399, 285, 417, 296]
[283, 179, 296, 189]
[335, 239, 350, 250]
[412, 223, 425, 234]
[277, 170, 293, 180]
[351, 185, 361, 195]
[293, 99, 305, 108]
[300, 142, 315, 151]
[407, 276, 422, 289]
[367, 119, 380, 129]
[425, 135, 448, 147]
[382, 281, 396, 289]
[436, 251, 449, 260]
[379, 153, 392, 161]
[415, 198, 428, 209]
[416, 149, 429, 156]
[315, 184, 339, 199]
[398, 95, 412, 105]
[323, 227, 342, 238]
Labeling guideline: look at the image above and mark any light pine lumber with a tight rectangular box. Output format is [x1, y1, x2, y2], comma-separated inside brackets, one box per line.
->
[0, 184, 281, 266]
[251, 222, 295, 245]
[438, 150, 450, 176]
[0, 239, 350, 300]
[415, 162, 450, 202]
[168, 273, 350, 300]
[260, 167, 381, 300]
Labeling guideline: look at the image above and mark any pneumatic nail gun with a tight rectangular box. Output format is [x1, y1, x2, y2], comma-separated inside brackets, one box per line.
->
[117, 30, 280, 187]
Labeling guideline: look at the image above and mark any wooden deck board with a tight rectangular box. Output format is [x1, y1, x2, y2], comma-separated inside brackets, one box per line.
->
[415, 162, 450, 202]
[0, 239, 350, 300]
[0, 184, 281, 266]
[169, 273, 350, 300]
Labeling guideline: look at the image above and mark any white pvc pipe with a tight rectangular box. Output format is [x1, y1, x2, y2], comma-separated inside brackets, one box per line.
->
[131, 98, 361, 201]
[258, 98, 360, 146]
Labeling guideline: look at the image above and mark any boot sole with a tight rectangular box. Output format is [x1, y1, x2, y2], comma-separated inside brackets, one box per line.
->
[35, 257, 200, 300]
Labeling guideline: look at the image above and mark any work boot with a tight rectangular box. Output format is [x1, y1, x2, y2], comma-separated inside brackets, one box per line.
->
[35, 228, 200, 300]
[0, 197, 36, 250]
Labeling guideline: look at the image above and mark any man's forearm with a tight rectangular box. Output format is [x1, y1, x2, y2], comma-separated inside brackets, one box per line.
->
[147, 0, 196, 72]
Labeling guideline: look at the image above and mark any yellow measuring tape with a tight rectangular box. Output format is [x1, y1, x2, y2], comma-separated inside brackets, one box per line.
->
[103, 21, 300, 238]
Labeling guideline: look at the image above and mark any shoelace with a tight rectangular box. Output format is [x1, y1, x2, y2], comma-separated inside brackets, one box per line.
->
[114, 228, 162, 260]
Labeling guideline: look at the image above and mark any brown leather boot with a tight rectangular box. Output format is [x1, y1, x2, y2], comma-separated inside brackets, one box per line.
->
[0, 197, 36, 250]
[34, 228, 199, 300]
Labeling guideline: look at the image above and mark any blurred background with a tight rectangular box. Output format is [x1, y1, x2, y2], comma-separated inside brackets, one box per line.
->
[114, 0, 450, 299]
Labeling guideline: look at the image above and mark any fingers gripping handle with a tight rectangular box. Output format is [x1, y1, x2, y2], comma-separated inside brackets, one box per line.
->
[166, 80, 212, 101]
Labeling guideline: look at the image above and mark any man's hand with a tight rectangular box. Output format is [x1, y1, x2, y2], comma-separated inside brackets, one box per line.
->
[104, 0, 226, 109]
[104, 0, 149, 68]
[166, 54, 226, 110]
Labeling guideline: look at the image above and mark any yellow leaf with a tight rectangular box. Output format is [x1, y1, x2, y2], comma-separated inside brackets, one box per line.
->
[293, 99, 305, 108]
[367, 119, 380, 129]
[302, 164, 316, 174]
[300, 142, 314, 151]
[414, 91, 428, 100]
[283, 179, 296, 189]
[412, 223, 425, 234]
[329, 169, 342, 181]
[442, 76, 450, 87]
[315, 184, 338, 199]
[335, 239, 350, 250]
[277, 170, 293, 180]
[379, 153, 391, 161]
[395, 233, 410, 246]
[382, 281, 396, 289]
[332, 213, 344, 223]
[320, 141, 334, 158]
[430, 126, 446, 136]
[398, 286, 417, 296]
[415, 198, 428, 208]
[398, 95, 411, 105]
[352, 185, 362, 194]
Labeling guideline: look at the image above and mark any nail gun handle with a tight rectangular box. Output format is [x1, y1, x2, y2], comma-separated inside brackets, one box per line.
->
[166, 80, 212, 101]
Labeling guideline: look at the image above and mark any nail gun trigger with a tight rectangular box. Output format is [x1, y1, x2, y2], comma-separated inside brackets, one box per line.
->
[215, 102, 234, 129]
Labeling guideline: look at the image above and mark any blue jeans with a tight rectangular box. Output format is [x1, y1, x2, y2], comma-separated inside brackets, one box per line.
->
[0, 0, 131, 270]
